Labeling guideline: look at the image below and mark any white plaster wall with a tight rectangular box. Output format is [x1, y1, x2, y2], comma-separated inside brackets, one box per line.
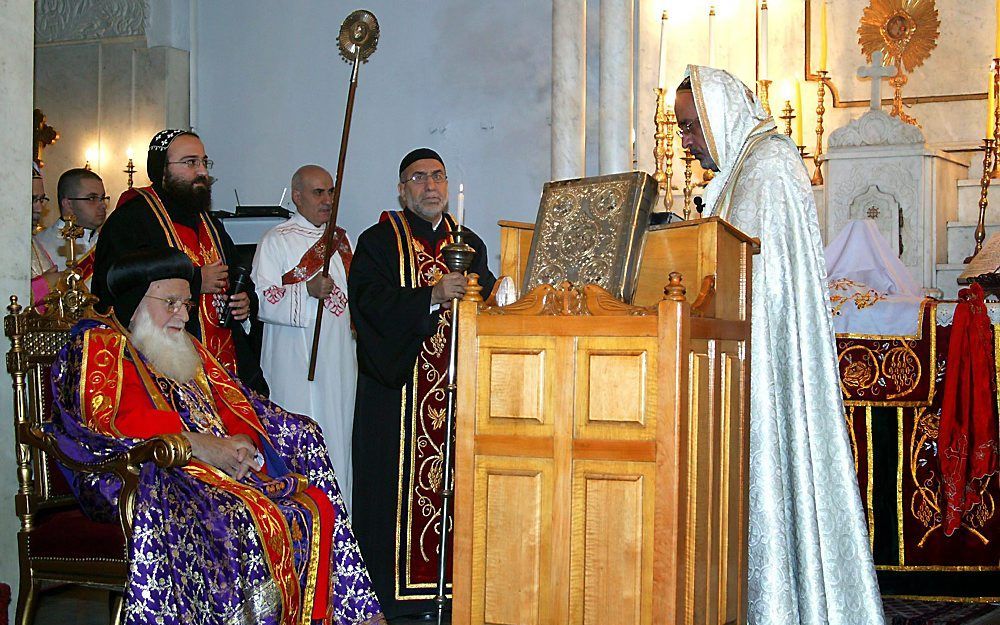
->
[194, 1, 552, 268]
[0, 0, 35, 612]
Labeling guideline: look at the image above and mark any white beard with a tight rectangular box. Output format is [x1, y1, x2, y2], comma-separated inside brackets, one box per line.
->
[129, 307, 202, 383]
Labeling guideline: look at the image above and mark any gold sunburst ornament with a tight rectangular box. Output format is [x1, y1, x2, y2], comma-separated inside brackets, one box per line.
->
[858, 0, 940, 126]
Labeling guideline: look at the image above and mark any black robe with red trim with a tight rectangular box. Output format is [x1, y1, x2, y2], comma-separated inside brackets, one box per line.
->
[348, 208, 496, 618]
[92, 186, 269, 396]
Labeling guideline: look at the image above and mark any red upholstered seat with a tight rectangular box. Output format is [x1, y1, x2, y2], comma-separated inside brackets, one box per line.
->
[28, 506, 126, 560]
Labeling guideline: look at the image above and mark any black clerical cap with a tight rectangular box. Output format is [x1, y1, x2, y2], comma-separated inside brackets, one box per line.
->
[147, 129, 199, 189]
[399, 148, 444, 176]
[106, 248, 195, 327]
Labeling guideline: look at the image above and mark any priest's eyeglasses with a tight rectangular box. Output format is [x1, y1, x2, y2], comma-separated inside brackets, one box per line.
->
[676, 119, 700, 138]
[67, 194, 110, 203]
[167, 157, 214, 170]
[404, 171, 447, 185]
[144, 295, 195, 314]
[31, 194, 49, 205]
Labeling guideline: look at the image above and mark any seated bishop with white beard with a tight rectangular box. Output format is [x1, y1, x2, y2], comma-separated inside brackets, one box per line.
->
[49, 248, 385, 625]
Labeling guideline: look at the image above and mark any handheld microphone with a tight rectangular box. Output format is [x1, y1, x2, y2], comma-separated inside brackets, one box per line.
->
[221, 265, 249, 326]
[693, 196, 705, 215]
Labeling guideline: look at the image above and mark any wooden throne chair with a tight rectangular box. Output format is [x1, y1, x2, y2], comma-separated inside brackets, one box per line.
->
[8, 263, 190, 625]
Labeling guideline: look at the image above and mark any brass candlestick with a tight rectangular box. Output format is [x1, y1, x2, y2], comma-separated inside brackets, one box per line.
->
[664, 108, 675, 212]
[757, 79, 772, 115]
[653, 87, 677, 213]
[682, 149, 695, 219]
[992, 58, 1000, 178]
[812, 70, 828, 186]
[779, 100, 795, 138]
[124, 158, 136, 189]
[967, 138, 996, 262]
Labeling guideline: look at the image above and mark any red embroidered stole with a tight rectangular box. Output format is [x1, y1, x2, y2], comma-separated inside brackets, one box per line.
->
[381, 210, 457, 599]
[131, 187, 238, 374]
[75, 245, 96, 284]
[77, 317, 334, 623]
[281, 224, 353, 285]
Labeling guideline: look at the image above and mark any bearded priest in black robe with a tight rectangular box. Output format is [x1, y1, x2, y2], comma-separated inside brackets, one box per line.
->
[92, 129, 268, 396]
[348, 148, 497, 619]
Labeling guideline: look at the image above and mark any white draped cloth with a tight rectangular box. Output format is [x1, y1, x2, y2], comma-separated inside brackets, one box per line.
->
[825, 219, 924, 336]
[251, 211, 357, 513]
[686, 65, 884, 625]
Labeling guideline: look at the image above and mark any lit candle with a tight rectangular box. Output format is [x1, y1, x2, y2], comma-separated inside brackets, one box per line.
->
[708, 5, 715, 67]
[759, 2, 768, 80]
[819, 0, 828, 71]
[126, 146, 134, 161]
[657, 10, 669, 89]
[457, 183, 465, 228]
[85, 147, 98, 171]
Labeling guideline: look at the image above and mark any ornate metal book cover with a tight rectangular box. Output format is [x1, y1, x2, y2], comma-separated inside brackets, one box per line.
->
[522, 171, 657, 302]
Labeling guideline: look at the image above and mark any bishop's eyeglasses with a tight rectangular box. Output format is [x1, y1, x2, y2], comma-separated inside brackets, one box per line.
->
[404, 171, 447, 185]
[144, 295, 196, 314]
[167, 157, 214, 170]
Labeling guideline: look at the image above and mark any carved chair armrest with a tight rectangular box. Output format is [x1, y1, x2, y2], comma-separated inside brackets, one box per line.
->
[19, 424, 191, 539]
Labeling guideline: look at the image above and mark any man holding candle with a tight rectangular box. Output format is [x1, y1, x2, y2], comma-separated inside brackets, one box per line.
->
[251, 164, 357, 513]
[35, 167, 108, 288]
[347, 147, 496, 619]
[675, 66, 885, 625]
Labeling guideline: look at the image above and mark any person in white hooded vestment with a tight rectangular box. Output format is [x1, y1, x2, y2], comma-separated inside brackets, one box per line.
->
[251, 164, 357, 513]
[675, 65, 885, 625]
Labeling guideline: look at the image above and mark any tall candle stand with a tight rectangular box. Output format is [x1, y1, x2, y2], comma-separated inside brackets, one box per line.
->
[682, 150, 695, 220]
[757, 79, 772, 116]
[968, 138, 997, 262]
[811, 70, 828, 186]
[124, 157, 136, 189]
[653, 88, 676, 213]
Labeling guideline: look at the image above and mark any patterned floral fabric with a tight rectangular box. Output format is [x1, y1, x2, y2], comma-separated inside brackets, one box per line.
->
[49, 317, 385, 625]
[688, 65, 885, 625]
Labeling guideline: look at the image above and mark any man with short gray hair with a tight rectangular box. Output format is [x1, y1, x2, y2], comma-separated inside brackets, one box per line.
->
[251, 164, 357, 512]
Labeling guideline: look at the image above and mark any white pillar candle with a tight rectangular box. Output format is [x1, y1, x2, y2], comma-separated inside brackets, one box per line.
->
[657, 10, 668, 89]
[457, 183, 465, 228]
[708, 5, 715, 67]
[759, 1, 768, 80]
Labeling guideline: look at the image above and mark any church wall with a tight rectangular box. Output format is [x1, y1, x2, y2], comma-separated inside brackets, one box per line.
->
[32, 0, 191, 229]
[194, 1, 553, 268]
[0, 0, 35, 613]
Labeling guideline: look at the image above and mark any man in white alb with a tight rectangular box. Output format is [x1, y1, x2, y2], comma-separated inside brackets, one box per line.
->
[36, 167, 108, 288]
[252, 164, 356, 512]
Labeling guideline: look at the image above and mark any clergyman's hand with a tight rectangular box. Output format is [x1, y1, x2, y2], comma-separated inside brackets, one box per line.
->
[201, 260, 228, 294]
[306, 274, 335, 300]
[430, 272, 468, 306]
[228, 291, 251, 321]
[183, 432, 257, 480]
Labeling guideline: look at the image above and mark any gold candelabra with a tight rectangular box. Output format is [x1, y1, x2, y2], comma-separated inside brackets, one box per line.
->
[757, 79, 772, 116]
[968, 138, 997, 262]
[779, 100, 795, 138]
[652, 88, 676, 213]
[682, 150, 695, 220]
[124, 157, 136, 189]
[812, 70, 828, 186]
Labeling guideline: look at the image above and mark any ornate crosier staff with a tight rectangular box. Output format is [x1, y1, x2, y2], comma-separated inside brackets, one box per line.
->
[434, 230, 477, 625]
[308, 10, 379, 381]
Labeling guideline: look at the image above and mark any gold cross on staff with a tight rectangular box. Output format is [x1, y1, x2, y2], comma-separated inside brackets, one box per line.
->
[33, 108, 60, 168]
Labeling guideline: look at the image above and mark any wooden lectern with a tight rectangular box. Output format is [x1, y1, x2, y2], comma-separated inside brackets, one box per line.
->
[452, 218, 758, 624]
